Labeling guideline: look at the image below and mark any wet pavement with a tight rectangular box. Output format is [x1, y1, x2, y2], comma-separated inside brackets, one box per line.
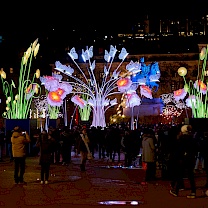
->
[0, 152, 208, 208]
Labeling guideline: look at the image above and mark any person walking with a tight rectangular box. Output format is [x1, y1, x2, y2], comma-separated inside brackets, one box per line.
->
[11, 126, 31, 184]
[169, 125, 197, 198]
[60, 127, 74, 165]
[36, 129, 55, 184]
[142, 128, 156, 182]
[77, 128, 91, 172]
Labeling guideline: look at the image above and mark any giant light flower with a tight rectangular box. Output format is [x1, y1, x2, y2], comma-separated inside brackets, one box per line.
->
[140, 85, 152, 99]
[173, 88, 187, 101]
[194, 80, 207, 95]
[71, 95, 87, 109]
[44, 76, 60, 92]
[125, 93, 141, 107]
[0, 39, 41, 119]
[117, 78, 132, 92]
[47, 91, 63, 107]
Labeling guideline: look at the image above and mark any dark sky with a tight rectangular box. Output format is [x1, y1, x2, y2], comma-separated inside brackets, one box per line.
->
[1, 1, 208, 34]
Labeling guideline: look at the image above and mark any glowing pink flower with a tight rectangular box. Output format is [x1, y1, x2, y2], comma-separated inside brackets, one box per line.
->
[44, 76, 60, 91]
[126, 93, 141, 107]
[71, 95, 87, 109]
[117, 78, 132, 92]
[140, 85, 152, 99]
[47, 91, 63, 107]
[55, 88, 67, 99]
[59, 82, 73, 94]
[173, 88, 187, 101]
[194, 80, 207, 94]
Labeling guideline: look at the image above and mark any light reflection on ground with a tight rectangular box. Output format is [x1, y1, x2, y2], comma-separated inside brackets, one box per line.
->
[98, 165, 143, 169]
[98, 200, 143, 205]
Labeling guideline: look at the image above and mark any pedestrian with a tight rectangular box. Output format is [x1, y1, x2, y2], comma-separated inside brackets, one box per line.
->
[169, 125, 197, 198]
[60, 127, 74, 165]
[36, 129, 55, 184]
[142, 128, 157, 181]
[11, 126, 31, 184]
[77, 128, 91, 171]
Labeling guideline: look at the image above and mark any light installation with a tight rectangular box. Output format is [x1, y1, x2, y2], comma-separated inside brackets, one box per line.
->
[119, 58, 161, 129]
[78, 94, 91, 121]
[161, 105, 183, 121]
[160, 92, 187, 122]
[0, 39, 40, 119]
[39, 73, 72, 120]
[54, 45, 141, 127]
[176, 45, 208, 118]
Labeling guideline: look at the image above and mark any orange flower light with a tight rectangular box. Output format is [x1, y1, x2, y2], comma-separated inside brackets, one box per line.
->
[25, 84, 32, 93]
[47, 91, 63, 106]
[49, 91, 61, 102]
[173, 88, 187, 101]
[56, 88, 65, 96]
[140, 85, 152, 99]
[117, 78, 132, 92]
[71, 95, 87, 108]
[194, 80, 207, 94]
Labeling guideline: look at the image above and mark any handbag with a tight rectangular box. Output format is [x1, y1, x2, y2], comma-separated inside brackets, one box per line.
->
[87, 152, 93, 160]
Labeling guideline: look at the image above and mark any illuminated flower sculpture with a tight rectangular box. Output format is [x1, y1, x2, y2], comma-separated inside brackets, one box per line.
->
[0, 39, 41, 119]
[40, 73, 72, 119]
[177, 46, 208, 118]
[54, 45, 143, 127]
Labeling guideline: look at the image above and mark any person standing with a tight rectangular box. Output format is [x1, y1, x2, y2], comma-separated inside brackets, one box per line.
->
[60, 127, 73, 165]
[169, 125, 197, 198]
[142, 128, 156, 182]
[77, 128, 91, 172]
[36, 130, 55, 184]
[11, 126, 31, 184]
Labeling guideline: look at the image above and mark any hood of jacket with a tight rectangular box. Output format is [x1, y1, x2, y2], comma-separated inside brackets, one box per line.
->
[142, 133, 154, 141]
[12, 131, 21, 138]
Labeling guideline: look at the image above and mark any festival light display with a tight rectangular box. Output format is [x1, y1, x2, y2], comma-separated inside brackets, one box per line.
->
[54, 45, 142, 127]
[0, 39, 41, 119]
[39, 73, 72, 119]
[161, 104, 183, 121]
[177, 45, 208, 118]
[160, 92, 187, 122]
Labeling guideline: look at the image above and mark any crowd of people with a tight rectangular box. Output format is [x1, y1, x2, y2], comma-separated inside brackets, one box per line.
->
[0, 122, 208, 198]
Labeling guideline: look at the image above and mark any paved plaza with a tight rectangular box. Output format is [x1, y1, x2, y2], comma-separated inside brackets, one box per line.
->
[0, 152, 208, 208]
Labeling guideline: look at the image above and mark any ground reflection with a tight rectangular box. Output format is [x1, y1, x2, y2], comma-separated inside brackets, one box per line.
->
[98, 200, 143, 205]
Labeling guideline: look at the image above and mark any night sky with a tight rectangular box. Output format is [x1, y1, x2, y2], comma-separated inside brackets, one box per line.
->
[0, 1, 208, 68]
[1, 1, 208, 35]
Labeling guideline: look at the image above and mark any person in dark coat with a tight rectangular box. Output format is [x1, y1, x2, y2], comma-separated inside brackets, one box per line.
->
[36, 130, 55, 184]
[169, 125, 198, 198]
[60, 127, 74, 165]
